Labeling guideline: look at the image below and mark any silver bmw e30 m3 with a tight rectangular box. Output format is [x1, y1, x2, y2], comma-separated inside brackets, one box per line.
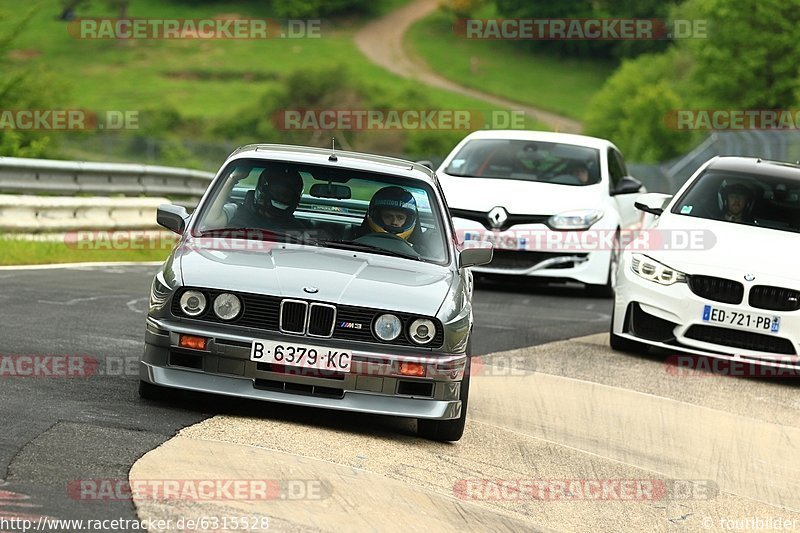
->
[139, 143, 493, 441]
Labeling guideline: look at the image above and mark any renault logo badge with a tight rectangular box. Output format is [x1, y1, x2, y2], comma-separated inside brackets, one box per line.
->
[488, 206, 508, 229]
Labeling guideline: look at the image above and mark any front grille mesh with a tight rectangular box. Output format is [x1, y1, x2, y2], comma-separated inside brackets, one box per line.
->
[488, 250, 588, 270]
[688, 275, 744, 304]
[684, 325, 796, 355]
[280, 300, 307, 333]
[749, 285, 800, 312]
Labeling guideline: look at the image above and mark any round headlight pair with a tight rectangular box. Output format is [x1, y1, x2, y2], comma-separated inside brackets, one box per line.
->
[373, 314, 436, 345]
[179, 291, 241, 320]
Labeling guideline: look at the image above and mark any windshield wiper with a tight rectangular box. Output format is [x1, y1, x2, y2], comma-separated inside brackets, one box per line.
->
[319, 241, 422, 261]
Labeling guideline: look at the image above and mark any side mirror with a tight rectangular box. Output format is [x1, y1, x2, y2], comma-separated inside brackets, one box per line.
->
[459, 246, 493, 268]
[612, 176, 644, 195]
[416, 160, 434, 170]
[157, 204, 190, 234]
[634, 193, 673, 216]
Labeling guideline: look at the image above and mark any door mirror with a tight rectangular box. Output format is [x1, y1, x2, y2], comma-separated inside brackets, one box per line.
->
[157, 204, 190, 234]
[634, 193, 673, 216]
[612, 176, 644, 195]
[459, 246, 493, 268]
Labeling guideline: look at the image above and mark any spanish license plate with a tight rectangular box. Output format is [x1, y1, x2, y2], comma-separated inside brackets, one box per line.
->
[250, 339, 352, 372]
[701, 305, 780, 333]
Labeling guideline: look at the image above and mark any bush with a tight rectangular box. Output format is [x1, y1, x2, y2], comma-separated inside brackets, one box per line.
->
[585, 50, 697, 162]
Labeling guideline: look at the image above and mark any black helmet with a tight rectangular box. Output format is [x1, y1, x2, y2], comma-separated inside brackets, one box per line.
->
[366, 186, 417, 239]
[254, 168, 304, 218]
[719, 182, 754, 213]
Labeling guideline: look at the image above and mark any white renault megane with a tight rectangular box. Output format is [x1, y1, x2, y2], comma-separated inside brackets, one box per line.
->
[437, 130, 645, 297]
[612, 156, 800, 369]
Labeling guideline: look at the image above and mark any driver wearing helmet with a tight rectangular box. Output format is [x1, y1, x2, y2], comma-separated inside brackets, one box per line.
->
[364, 186, 418, 241]
[228, 167, 309, 231]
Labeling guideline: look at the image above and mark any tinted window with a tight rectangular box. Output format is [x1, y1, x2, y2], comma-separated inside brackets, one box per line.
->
[671, 170, 800, 233]
[445, 139, 601, 186]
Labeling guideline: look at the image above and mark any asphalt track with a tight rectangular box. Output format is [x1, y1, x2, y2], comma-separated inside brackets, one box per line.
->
[1, 263, 798, 532]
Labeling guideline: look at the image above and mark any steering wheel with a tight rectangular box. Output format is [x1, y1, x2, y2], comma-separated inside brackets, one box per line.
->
[353, 232, 421, 258]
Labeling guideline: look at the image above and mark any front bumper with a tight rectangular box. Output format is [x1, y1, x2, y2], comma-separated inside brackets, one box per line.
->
[141, 316, 466, 420]
[613, 259, 800, 368]
[459, 223, 612, 285]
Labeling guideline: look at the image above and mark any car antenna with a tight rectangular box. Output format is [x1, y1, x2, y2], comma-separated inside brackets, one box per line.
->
[329, 138, 338, 162]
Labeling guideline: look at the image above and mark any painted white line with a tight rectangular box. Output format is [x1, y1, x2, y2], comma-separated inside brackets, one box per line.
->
[126, 297, 148, 314]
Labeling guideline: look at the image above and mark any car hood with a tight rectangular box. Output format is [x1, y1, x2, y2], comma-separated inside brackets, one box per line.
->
[175, 240, 454, 315]
[643, 215, 799, 283]
[439, 173, 603, 214]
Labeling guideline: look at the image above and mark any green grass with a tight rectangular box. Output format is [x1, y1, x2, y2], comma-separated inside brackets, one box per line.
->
[0, 0, 543, 126]
[405, 9, 615, 121]
[0, 235, 174, 265]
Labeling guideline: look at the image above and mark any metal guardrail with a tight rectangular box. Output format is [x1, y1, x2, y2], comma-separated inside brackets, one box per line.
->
[0, 194, 170, 232]
[0, 157, 215, 202]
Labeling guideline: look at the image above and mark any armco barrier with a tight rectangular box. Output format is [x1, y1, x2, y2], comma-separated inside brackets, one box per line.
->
[0, 195, 170, 232]
[0, 157, 214, 200]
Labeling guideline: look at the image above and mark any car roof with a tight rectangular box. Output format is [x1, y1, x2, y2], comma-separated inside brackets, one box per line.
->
[459, 129, 617, 151]
[705, 156, 800, 181]
[226, 143, 437, 185]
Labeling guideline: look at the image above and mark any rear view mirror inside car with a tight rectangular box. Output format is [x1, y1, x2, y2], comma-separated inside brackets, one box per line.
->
[310, 183, 352, 199]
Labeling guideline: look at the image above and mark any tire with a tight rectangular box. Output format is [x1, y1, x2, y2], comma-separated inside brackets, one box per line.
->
[138, 380, 172, 401]
[417, 349, 471, 442]
[609, 306, 649, 354]
[585, 229, 620, 299]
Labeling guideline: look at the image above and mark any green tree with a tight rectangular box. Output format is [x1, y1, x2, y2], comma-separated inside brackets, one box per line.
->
[585, 50, 697, 162]
[682, 0, 800, 109]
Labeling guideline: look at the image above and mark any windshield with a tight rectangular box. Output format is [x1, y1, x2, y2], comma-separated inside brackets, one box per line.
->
[671, 169, 800, 233]
[444, 139, 601, 185]
[192, 158, 449, 264]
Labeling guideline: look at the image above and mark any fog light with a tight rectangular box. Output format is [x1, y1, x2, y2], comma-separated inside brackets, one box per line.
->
[399, 362, 426, 377]
[179, 334, 208, 350]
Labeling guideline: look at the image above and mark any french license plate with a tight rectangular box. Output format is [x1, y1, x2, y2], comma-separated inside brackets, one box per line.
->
[464, 231, 525, 250]
[701, 305, 780, 333]
[250, 339, 352, 372]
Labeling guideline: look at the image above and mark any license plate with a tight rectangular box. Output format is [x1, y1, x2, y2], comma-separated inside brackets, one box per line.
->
[701, 305, 780, 333]
[464, 231, 525, 250]
[250, 339, 352, 372]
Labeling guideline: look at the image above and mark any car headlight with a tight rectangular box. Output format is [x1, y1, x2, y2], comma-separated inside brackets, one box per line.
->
[149, 273, 172, 311]
[631, 253, 687, 285]
[374, 313, 402, 341]
[179, 290, 207, 317]
[547, 209, 604, 230]
[409, 318, 436, 345]
[213, 293, 241, 321]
